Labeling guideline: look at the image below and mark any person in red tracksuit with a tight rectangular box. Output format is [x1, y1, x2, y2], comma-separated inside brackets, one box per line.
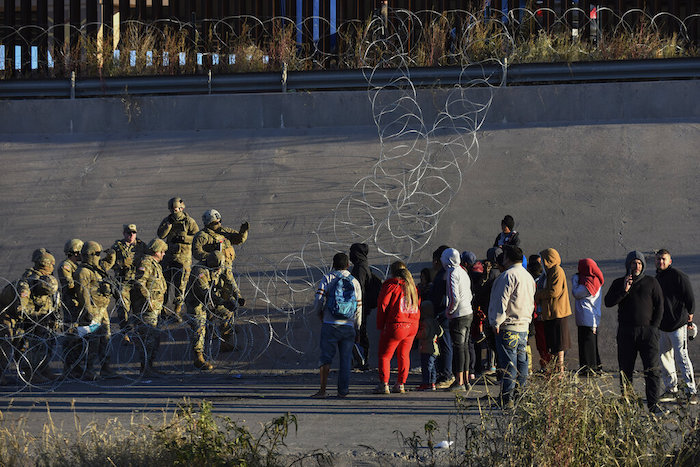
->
[374, 261, 421, 394]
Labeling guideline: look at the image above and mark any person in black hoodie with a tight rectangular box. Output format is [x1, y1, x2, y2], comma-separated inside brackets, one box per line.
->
[350, 243, 373, 370]
[605, 251, 664, 412]
[655, 249, 697, 404]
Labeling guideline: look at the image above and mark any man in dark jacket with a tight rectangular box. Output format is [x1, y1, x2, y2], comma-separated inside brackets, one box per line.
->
[605, 251, 664, 413]
[350, 243, 373, 370]
[655, 249, 696, 404]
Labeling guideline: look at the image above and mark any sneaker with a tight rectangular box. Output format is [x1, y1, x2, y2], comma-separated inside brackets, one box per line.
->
[391, 383, 406, 394]
[685, 393, 698, 405]
[415, 383, 432, 391]
[430, 383, 436, 391]
[497, 397, 514, 410]
[436, 376, 456, 389]
[374, 383, 390, 394]
[447, 382, 467, 392]
[650, 404, 670, 416]
[659, 390, 679, 403]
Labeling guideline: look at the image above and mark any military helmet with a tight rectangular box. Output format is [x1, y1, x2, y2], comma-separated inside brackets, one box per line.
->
[168, 197, 185, 211]
[81, 241, 103, 258]
[206, 251, 225, 268]
[202, 209, 222, 226]
[148, 238, 168, 254]
[31, 248, 49, 263]
[35, 252, 56, 269]
[64, 238, 84, 256]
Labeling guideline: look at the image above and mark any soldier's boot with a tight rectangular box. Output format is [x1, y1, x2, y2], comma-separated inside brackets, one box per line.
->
[173, 300, 184, 323]
[219, 325, 236, 353]
[194, 352, 213, 371]
[146, 343, 164, 376]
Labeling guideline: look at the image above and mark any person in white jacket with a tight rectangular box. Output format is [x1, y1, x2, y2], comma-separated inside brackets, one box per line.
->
[441, 248, 473, 391]
[488, 246, 536, 407]
[571, 258, 604, 376]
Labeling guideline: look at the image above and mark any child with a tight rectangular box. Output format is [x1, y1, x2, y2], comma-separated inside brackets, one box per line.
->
[416, 301, 443, 391]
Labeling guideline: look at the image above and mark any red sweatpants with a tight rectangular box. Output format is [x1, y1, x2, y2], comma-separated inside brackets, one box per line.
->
[378, 322, 418, 384]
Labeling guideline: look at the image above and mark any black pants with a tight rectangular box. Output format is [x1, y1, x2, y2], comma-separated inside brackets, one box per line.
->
[450, 315, 473, 379]
[356, 307, 371, 366]
[578, 326, 601, 373]
[617, 325, 661, 409]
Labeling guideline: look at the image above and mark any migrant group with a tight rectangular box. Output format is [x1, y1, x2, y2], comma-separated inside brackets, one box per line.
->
[0, 197, 249, 383]
[310, 215, 697, 414]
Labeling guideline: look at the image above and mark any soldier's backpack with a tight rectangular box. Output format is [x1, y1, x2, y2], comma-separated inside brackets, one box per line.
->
[325, 272, 358, 320]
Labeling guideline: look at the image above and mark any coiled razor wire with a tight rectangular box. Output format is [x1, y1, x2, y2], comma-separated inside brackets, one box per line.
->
[3, 7, 687, 394]
[0, 8, 697, 77]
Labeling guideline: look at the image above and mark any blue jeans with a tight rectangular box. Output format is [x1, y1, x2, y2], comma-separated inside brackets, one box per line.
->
[319, 323, 355, 395]
[436, 316, 453, 380]
[496, 329, 529, 401]
[421, 353, 437, 384]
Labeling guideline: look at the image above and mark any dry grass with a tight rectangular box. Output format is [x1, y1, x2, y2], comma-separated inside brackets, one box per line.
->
[445, 372, 700, 466]
[2, 11, 696, 79]
[0, 400, 330, 466]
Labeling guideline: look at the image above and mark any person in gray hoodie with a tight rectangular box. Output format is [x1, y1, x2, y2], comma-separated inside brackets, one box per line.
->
[441, 247, 474, 391]
[488, 246, 536, 407]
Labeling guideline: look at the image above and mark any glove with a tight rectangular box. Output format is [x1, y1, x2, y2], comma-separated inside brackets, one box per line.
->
[240, 221, 250, 233]
[237, 297, 246, 307]
[98, 281, 112, 296]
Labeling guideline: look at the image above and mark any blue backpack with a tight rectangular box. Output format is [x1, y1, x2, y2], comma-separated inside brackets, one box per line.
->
[325, 272, 358, 320]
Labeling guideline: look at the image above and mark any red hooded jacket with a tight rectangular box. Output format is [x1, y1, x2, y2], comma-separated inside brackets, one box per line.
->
[376, 278, 420, 330]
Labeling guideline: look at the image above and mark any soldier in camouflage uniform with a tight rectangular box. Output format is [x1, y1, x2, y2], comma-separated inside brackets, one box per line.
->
[0, 251, 56, 384]
[186, 251, 245, 370]
[58, 238, 85, 378]
[131, 238, 168, 377]
[106, 224, 147, 343]
[17, 251, 62, 383]
[0, 277, 21, 384]
[157, 197, 199, 321]
[74, 241, 117, 380]
[192, 209, 249, 266]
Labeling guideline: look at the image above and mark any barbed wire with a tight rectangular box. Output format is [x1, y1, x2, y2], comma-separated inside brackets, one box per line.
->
[3, 7, 687, 394]
[0, 8, 697, 77]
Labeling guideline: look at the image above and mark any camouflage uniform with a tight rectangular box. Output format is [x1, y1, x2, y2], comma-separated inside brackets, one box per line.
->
[0, 272, 34, 383]
[157, 208, 199, 317]
[107, 234, 147, 332]
[58, 239, 83, 377]
[17, 256, 61, 382]
[192, 222, 248, 266]
[58, 256, 83, 377]
[74, 242, 115, 378]
[131, 239, 168, 376]
[186, 252, 243, 368]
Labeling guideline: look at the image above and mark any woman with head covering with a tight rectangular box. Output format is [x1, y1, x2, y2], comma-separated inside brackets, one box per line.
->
[535, 248, 572, 374]
[572, 258, 605, 376]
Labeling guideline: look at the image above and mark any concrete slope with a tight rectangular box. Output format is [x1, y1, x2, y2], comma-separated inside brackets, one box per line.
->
[0, 80, 699, 370]
[1, 121, 699, 371]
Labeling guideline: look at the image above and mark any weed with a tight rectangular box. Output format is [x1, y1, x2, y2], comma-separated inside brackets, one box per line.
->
[0, 399, 312, 466]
